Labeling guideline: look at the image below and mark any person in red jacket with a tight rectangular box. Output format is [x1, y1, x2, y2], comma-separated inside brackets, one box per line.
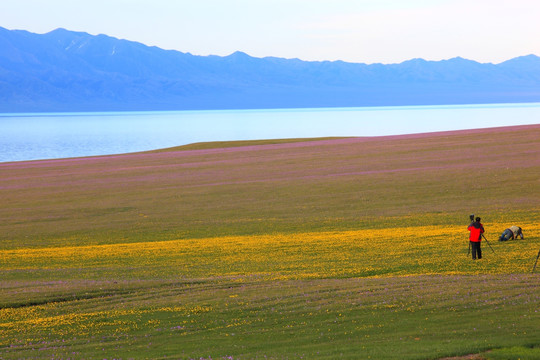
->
[468, 217, 485, 260]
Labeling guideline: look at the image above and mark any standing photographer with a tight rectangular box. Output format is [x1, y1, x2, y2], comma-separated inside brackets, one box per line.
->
[468, 217, 485, 260]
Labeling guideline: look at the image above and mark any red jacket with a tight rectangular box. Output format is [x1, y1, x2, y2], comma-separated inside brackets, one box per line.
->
[468, 222, 484, 242]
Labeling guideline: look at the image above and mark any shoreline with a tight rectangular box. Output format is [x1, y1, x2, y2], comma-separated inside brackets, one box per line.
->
[1, 123, 539, 165]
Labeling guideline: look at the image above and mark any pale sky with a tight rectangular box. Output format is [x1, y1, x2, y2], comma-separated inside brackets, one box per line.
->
[1, 0, 539, 64]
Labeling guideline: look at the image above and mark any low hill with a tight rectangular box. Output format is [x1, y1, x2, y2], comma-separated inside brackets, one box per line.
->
[1, 26, 540, 112]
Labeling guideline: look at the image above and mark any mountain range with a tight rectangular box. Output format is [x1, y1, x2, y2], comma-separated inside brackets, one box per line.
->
[1, 26, 539, 112]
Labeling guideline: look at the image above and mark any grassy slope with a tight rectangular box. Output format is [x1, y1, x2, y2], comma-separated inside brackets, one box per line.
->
[1, 125, 538, 249]
[0, 125, 539, 359]
[149, 137, 349, 152]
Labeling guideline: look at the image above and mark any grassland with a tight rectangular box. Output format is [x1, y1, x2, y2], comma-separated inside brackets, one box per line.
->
[0, 124, 539, 359]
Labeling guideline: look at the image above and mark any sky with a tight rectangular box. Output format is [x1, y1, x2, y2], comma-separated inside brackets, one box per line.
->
[1, 0, 539, 64]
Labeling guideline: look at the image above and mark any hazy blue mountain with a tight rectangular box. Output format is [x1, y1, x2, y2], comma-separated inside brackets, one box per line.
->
[1, 27, 539, 112]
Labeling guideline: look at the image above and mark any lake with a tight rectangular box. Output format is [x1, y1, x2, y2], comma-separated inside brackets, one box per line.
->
[1, 102, 539, 163]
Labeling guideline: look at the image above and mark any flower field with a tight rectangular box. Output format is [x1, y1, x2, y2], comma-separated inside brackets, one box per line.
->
[1, 125, 539, 359]
[2, 223, 540, 284]
[1, 222, 539, 359]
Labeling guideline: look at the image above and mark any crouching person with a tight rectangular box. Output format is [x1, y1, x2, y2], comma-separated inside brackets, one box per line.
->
[499, 225, 524, 241]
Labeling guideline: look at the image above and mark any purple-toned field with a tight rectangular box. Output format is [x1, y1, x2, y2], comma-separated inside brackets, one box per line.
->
[1, 124, 539, 249]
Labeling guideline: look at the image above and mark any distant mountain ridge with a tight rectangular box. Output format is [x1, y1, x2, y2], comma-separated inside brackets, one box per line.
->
[1, 27, 539, 112]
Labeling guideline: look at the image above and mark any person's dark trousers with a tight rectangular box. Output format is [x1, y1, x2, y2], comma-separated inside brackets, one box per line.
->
[471, 241, 482, 259]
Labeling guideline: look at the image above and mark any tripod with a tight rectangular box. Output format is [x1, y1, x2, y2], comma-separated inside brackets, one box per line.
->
[533, 249, 540, 273]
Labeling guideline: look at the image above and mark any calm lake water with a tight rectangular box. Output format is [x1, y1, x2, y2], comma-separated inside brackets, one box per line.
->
[1, 103, 539, 163]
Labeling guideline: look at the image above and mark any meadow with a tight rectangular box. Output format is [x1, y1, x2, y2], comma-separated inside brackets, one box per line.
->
[0, 125, 539, 359]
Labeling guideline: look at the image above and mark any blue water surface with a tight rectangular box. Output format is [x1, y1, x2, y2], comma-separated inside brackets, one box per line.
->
[1, 103, 539, 162]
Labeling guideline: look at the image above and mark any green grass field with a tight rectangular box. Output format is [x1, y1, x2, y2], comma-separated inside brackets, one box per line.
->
[1, 125, 539, 359]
